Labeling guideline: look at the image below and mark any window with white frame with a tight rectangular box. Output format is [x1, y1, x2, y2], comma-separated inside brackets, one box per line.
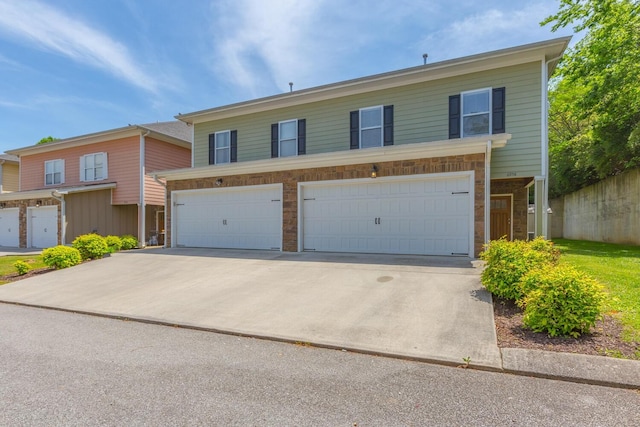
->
[215, 131, 231, 164]
[80, 152, 107, 182]
[44, 159, 64, 186]
[279, 119, 298, 157]
[461, 88, 491, 136]
[360, 106, 383, 148]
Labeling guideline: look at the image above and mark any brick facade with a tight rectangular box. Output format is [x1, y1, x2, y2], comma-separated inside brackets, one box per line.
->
[166, 153, 487, 257]
[490, 177, 530, 241]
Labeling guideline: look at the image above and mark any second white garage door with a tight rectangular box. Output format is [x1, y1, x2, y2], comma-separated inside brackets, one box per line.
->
[0, 208, 20, 247]
[28, 206, 58, 249]
[173, 184, 282, 250]
[301, 173, 473, 256]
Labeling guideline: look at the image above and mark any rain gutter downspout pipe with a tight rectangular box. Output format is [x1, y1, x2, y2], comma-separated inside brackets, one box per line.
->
[139, 129, 151, 248]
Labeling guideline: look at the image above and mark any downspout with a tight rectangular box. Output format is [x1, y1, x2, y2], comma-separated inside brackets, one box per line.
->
[0, 160, 4, 193]
[485, 140, 492, 247]
[139, 129, 151, 248]
[152, 174, 167, 248]
[541, 55, 563, 238]
[51, 191, 65, 245]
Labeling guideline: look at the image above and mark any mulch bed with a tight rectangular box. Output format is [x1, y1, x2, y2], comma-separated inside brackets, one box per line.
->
[1, 267, 55, 283]
[493, 297, 639, 360]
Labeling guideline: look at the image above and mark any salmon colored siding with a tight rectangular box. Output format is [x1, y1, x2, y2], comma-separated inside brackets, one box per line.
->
[144, 138, 191, 206]
[19, 136, 141, 204]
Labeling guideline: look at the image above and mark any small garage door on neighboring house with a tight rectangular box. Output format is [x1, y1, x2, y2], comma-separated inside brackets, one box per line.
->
[173, 184, 282, 250]
[300, 173, 473, 256]
[0, 208, 20, 247]
[28, 206, 58, 248]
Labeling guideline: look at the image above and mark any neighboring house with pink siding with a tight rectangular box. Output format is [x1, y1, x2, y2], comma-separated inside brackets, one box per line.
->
[0, 121, 191, 248]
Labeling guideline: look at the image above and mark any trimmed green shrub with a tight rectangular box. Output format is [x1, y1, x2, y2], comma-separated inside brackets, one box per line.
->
[520, 265, 606, 338]
[42, 246, 82, 269]
[72, 234, 109, 260]
[480, 238, 557, 301]
[120, 234, 137, 250]
[105, 235, 122, 252]
[13, 260, 31, 275]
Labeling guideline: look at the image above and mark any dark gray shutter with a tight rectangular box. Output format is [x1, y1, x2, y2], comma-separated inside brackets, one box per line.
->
[208, 133, 215, 165]
[383, 105, 394, 146]
[297, 119, 306, 155]
[449, 95, 461, 139]
[271, 124, 278, 158]
[230, 130, 238, 163]
[350, 110, 359, 149]
[492, 87, 506, 134]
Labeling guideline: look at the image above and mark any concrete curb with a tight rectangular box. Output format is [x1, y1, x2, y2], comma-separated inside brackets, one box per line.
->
[2, 300, 638, 390]
[501, 348, 640, 390]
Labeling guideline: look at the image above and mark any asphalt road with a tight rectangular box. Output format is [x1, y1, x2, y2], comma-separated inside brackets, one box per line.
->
[1, 304, 638, 427]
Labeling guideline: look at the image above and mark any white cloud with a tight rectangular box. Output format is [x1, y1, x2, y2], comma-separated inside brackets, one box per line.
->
[0, 0, 161, 93]
[416, 3, 566, 62]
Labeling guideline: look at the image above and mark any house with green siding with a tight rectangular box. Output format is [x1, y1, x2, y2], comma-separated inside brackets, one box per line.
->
[154, 37, 570, 257]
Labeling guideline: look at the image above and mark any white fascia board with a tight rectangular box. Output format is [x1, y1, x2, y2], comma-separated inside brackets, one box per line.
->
[0, 183, 117, 201]
[153, 134, 511, 181]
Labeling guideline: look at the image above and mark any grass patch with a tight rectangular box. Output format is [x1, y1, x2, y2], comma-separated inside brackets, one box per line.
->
[552, 239, 640, 342]
[0, 255, 47, 285]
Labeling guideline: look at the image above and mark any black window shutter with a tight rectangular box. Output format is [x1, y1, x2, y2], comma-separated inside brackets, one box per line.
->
[383, 105, 394, 146]
[208, 133, 215, 165]
[350, 110, 359, 149]
[271, 124, 279, 158]
[297, 119, 306, 155]
[230, 130, 238, 163]
[449, 95, 461, 139]
[492, 87, 506, 134]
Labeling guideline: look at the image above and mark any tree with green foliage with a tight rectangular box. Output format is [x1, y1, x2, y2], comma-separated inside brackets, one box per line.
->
[543, 0, 640, 196]
[37, 136, 59, 144]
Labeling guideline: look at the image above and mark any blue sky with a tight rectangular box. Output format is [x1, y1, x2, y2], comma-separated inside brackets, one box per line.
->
[0, 0, 575, 152]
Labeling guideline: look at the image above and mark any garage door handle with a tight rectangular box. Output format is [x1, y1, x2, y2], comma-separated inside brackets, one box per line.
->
[374, 217, 381, 225]
[222, 219, 227, 225]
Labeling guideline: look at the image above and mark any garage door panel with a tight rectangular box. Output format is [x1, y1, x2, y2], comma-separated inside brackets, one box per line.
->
[302, 174, 472, 256]
[0, 208, 20, 247]
[174, 185, 281, 250]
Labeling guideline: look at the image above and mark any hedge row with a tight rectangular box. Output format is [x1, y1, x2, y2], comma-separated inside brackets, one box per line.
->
[480, 237, 606, 338]
[40, 234, 138, 270]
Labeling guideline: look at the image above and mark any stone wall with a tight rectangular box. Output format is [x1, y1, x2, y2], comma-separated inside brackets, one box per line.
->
[556, 168, 640, 245]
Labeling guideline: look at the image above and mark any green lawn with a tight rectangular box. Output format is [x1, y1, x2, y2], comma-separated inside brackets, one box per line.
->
[0, 255, 47, 285]
[552, 239, 640, 342]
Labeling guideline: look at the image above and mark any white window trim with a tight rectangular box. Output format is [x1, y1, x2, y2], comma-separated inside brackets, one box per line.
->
[359, 105, 383, 148]
[44, 159, 65, 186]
[278, 119, 298, 158]
[461, 87, 492, 137]
[80, 152, 108, 182]
[214, 130, 231, 165]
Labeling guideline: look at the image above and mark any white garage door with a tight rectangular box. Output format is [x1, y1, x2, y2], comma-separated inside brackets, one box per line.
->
[173, 184, 282, 250]
[0, 208, 20, 247]
[301, 173, 472, 256]
[28, 206, 58, 249]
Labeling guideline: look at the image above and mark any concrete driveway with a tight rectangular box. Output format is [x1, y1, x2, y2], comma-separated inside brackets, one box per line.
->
[0, 248, 501, 368]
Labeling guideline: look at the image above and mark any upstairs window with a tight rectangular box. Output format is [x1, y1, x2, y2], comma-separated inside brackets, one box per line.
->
[44, 159, 64, 186]
[80, 152, 107, 182]
[462, 89, 491, 136]
[208, 130, 237, 165]
[449, 87, 505, 139]
[350, 105, 394, 149]
[271, 119, 306, 158]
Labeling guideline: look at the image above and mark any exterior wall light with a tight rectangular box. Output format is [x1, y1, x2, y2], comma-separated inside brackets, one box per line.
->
[371, 165, 378, 179]
[215, 178, 223, 186]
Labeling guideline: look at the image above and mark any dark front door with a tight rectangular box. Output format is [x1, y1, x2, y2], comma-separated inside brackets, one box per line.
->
[490, 195, 512, 240]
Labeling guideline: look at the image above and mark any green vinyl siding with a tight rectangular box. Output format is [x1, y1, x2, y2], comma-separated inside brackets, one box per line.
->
[193, 62, 542, 178]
